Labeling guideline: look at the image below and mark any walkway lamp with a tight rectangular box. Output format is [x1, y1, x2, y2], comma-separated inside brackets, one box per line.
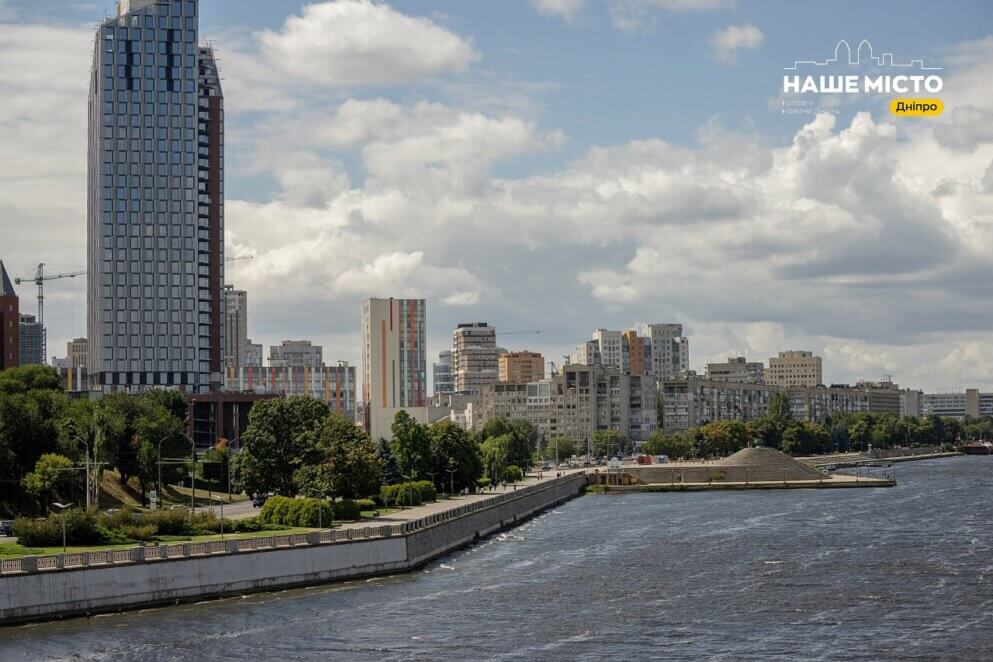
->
[52, 502, 73, 555]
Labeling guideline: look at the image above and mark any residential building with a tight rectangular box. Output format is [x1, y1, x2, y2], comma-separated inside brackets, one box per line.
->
[499, 351, 544, 383]
[592, 329, 625, 371]
[855, 380, 901, 415]
[452, 322, 499, 395]
[67, 338, 89, 369]
[224, 286, 262, 368]
[571, 340, 601, 366]
[660, 375, 869, 433]
[706, 356, 765, 384]
[0, 261, 18, 371]
[87, 0, 225, 393]
[549, 363, 657, 448]
[269, 340, 323, 368]
[646, 323, 689, 379]
[901, 389, 923, 417]
[361, 298, 428, 438]
[475, 379, 552, 439]
[224, 362, 356, 420]
[432, 349, 454, 396]
[623, 330, 648, 375]
[18, 314, 44, 366]
[922, 389, 993, 419]
[766, 350, 823, 388]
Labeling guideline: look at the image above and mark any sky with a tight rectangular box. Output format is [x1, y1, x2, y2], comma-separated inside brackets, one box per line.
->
[1, 0, 992, 391]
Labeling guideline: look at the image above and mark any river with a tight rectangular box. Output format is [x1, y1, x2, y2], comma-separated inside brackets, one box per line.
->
[1, 456, 991, 660]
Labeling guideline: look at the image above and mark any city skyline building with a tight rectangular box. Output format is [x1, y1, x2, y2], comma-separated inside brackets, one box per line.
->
[452, 322, 499, 395]
[223, 285, 262, 369]
[87, 0, 224, 394]
[499, 350, 545, 383]
[67, 338, 89, 369]
[18, 314, 44, 366]
[706, 356, 765, 384]
[766, 350, 823, 388]
[361, 297, 428, 436]
[0, 262, 18, 371]
[268, 340, 323, 368]
[432, 349, 454, 396]
[645, 323, 689, 379]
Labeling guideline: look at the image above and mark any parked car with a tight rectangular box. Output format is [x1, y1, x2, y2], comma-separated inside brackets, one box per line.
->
[0, 520, 13, 537]
[252, 493, 272, 508]
[541, 463, 553, 471]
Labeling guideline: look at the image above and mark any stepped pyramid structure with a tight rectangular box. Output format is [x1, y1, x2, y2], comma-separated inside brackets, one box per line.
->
[717, 446, 830, 481]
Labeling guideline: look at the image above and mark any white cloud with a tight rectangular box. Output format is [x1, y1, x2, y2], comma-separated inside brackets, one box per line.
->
[710, 24, 764, 64]
[256, 0, 479, 86]
[933, 106, 993, 152]
[530, 0, 585, 22]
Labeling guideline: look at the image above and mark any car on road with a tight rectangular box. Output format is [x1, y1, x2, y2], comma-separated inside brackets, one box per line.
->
[0, 520, 13, 537]
[252, 493, 271, 508]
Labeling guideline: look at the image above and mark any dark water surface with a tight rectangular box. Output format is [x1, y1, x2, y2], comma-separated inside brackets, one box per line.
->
[2, 456, 992, 661]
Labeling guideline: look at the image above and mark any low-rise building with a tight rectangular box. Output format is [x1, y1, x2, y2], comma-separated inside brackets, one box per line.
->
[706, 356, 765, 384]
[922, 389, 993, 419]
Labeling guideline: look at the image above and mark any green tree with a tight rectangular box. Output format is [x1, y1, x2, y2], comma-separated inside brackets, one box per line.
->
[541, 436, 576, 463]
[752, 393, 794, 449]
[641, 430, 694, 460]
[781, 422, 831, 455]
[428, 420, 483, 493]
[696, 420, 749, 458]
[590, 430, 630, 459]
[22, 453, 75, 509]
[293, 413, 383, 500]
[389, 410, 432, 480]
[481, 434, 511, 482]
[231, 396, 329, 498]
[848, 419, 871, 451]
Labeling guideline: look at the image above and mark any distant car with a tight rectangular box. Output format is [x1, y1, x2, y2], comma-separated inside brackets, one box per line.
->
[557, 462, 569, 469]
[0, 520, 13, 537]
[541, 463, 553, 471]
[252, 494, 271, 508]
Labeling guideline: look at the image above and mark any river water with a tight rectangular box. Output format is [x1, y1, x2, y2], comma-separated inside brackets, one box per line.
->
[2, 456, 991, 661]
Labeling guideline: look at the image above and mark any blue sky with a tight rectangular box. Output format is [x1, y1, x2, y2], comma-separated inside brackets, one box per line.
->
[1, 0, 992, 390]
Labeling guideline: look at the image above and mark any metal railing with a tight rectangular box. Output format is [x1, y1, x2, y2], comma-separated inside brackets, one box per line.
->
[0, 473, 584, 578]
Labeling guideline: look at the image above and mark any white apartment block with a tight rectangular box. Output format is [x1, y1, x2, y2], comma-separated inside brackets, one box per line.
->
[645, 323, 689, 379]
[452, 322, 499, 395]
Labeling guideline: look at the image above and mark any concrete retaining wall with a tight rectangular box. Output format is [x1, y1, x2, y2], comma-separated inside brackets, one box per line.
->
[0, 474, 586, 625]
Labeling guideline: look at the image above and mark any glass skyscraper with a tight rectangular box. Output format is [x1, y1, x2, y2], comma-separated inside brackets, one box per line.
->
[87, 0, 224, 394]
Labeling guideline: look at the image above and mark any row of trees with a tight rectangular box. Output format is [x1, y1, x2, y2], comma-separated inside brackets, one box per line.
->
[643, 393, 970, 459]
[1, 366, 192, 513]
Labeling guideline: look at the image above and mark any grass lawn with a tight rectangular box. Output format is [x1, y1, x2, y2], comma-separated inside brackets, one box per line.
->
[359, 508, 400, 519]
[0, 527, 322, 559]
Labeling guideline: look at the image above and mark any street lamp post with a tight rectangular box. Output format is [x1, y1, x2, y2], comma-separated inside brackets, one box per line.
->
[445, 466, 456, 497]
[400, 473, 414, 509]
[52, 502, 73, 555]
[71, 436, 92, 511]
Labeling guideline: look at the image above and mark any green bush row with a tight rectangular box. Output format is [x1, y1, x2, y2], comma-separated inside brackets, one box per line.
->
[258, 496, 361, 526]
[379, 481, 437, 507]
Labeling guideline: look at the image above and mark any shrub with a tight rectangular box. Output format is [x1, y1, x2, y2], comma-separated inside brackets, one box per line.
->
[142, 508, 188, 535]
[477, 477, 492, 489]
[259, 496, 294, 525]
[379, 481, 437, 508]
[505, 466, 523, 483]
[355, 498, 377, 512]
[413, 481, 437, 503]
[99, 505, 140, 530]
[332, 499, 360, 521]
[117, 524, 158, 542]
[13, 510, 103, 547]
[187, 510, 223, 535]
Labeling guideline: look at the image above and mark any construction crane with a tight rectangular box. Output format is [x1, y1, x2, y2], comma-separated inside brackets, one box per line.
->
[502, 330, 543, 336]
[14, 256, 252, 362]
[15, 264, 86, 362]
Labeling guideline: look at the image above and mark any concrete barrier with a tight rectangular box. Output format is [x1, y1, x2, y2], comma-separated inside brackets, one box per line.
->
[0, 473, 586, 625]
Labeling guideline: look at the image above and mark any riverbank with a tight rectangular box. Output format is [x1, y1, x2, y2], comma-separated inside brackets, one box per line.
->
[0, 473, 587, 626]
[591, 474, 895, 493]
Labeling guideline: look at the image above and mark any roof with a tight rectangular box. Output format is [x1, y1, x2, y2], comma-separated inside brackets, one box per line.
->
[0, 261, 15, 296]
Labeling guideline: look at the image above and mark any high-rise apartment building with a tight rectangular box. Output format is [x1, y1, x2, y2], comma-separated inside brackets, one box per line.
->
[706, 356, 765, 384]
[766, 350, 822, 388]
[68, 338, 89, 369]
[361, 298, 428, 432]
[87, 0, 224, 393]
[622, 330, 647, 375]
[0, 262, 18, 371]
[433, 349, 454, 396]
[18, 314, 44, 366]
[646, 323, 689, 379]
[452, 322, 499, 395]
[592, 329, 625, 371]
[499, 351, 545, 383]
[269, 340, 323, 368]
[223, 285, 262, 368]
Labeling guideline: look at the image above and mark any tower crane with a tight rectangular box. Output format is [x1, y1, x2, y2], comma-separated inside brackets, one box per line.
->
[15, 264, 86, 362]
[14, 256, 253, 362]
